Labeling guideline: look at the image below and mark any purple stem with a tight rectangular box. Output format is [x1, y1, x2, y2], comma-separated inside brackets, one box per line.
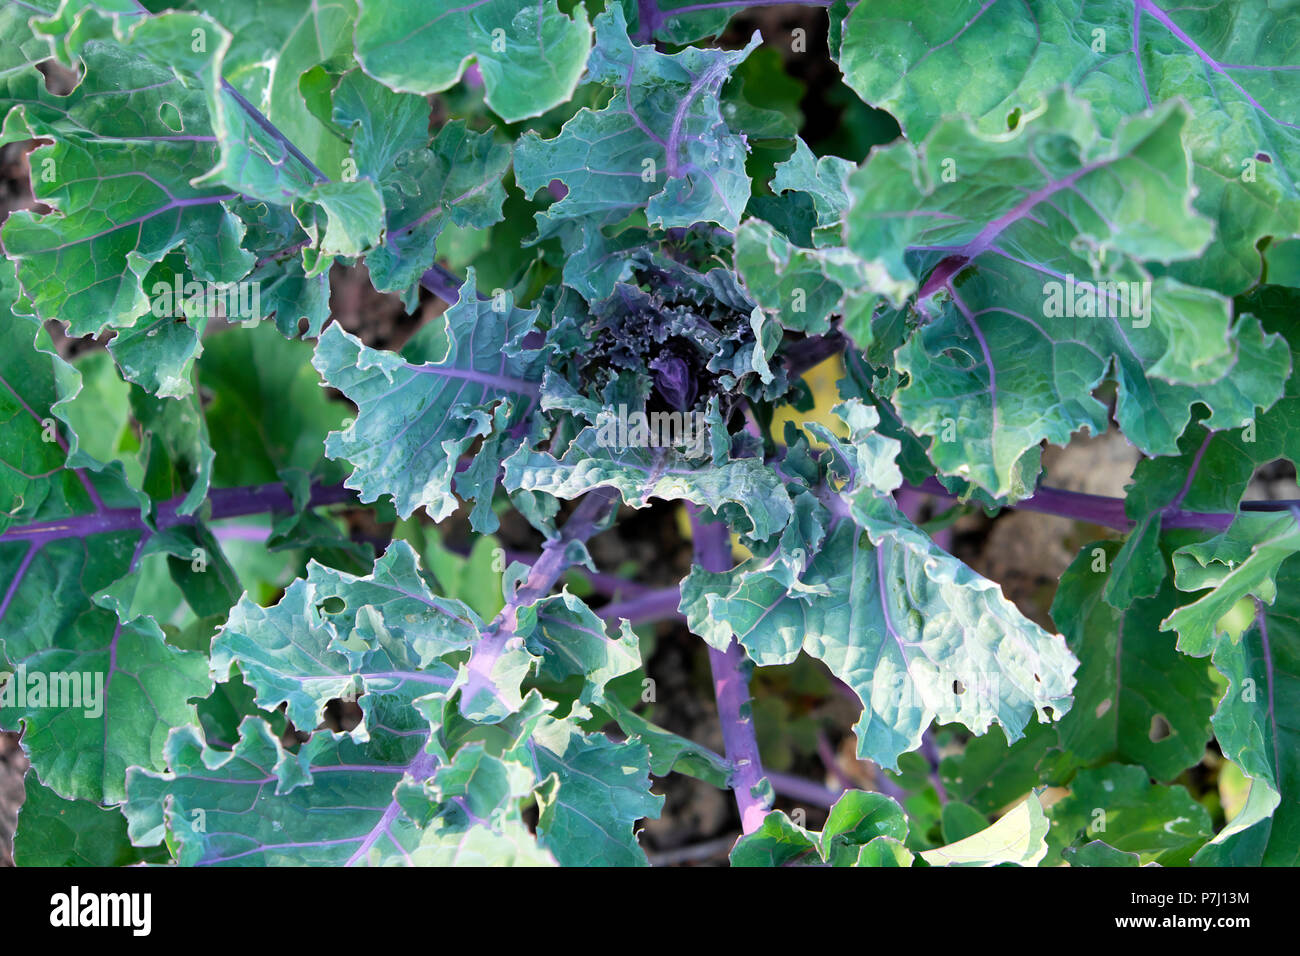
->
[919, 729, 949, 805]
[0, 482, 357, 544]
[766, 770, 841, 809]
[420, 263, 467, 306]
[909, 477, 1240, 533]
[815, 731, 857, 793]
[0, 471, 1283, 552]
[211, 523, 274, 543]
[598, 587, 684, 626]
[462, 489, 620, 708]
[633, 0, 663, 42]
[689, 505, 771, 834]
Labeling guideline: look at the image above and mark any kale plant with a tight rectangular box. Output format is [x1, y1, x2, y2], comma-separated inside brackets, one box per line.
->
[0, 0, 1297, 868]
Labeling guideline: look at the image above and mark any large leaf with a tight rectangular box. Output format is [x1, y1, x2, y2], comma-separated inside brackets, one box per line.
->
[1051, 541, 1217, 780]
[175, 0, 358, 182]
[332, 71, 510, 299]
[681, 405, 1077, 770]
[1194, 582, 1300, 865]
[126, 546, 663, 866]
[0, 533, 212, 804]
[0, 15, 252, 338]
[514, 6, 758, 300]
[836, 0, 1300, 294]
[313, 270, 541, 525]
[1047, 763, 1211, 866]
[843, 90, 1289, 499]
[353, 0, 592, 123]
[13, 773, 168, 866]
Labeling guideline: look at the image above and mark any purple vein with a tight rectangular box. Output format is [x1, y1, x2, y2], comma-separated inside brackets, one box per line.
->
[916, 158, 1109, 301]
[0, 481, 357, 543]
[1132, 3, 1152, 107]
[344, 747, 439, 866]
[1135, 0, 1300, 131]
[1166, 427, 1215, 512]
[666, 58, 730, 177]
[0, 541, 40, 625]
[406, 362, 541, 398]
[0, 369, 105, 513]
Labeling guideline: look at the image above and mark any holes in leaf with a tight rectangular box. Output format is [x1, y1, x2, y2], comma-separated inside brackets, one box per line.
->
[940, 347, 977, 370]
[952, 679, 966, 695]
[317, 596, 347, 615]
[323, 695, 363, 733]
[1245, 458, 1298, 500]
[1256, 151, 1272, 163]
[1149, 713, 1171, 742]
[158, 101, 184, 133]
[1095, 698, 1112, 718]
[1006, 107, 1022, 130]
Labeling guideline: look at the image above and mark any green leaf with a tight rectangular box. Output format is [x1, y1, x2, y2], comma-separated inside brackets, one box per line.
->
[730, 790, 910, 867]
[1063, 839, 1142, 867]
[729, 811, 821, 867]
[127, 543, 664, 865]
[836, 0, 1300, 294]
[844, 91, 1289, 499]
[1047, 764, 1211, 866]
[313, 270, 541, 524]
[939, 723, 1061, 815]
[353, 0, 591, 123]
[14, 773, 168, 866]
[531, 718, 662, 866]
[1162, 511, 1300, 657]
[1193, 576, 1300, 865]
[682, 408, 1077, 771]
[514, 6, 758, 300]
[1052, 541, 1217, 780]
[0, 533, 212, 804]
[0, 16, 253, 338]
[504, 425, 794, 542]
[210, 542, 478, 737]
[919, 793, 1049, 867]
[124, 715, 554, 866]
[333, 70, 510, 297]
[0, 301, 213, 805]
[201, 323, 346, 489]
[176, 0, 358, 182]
